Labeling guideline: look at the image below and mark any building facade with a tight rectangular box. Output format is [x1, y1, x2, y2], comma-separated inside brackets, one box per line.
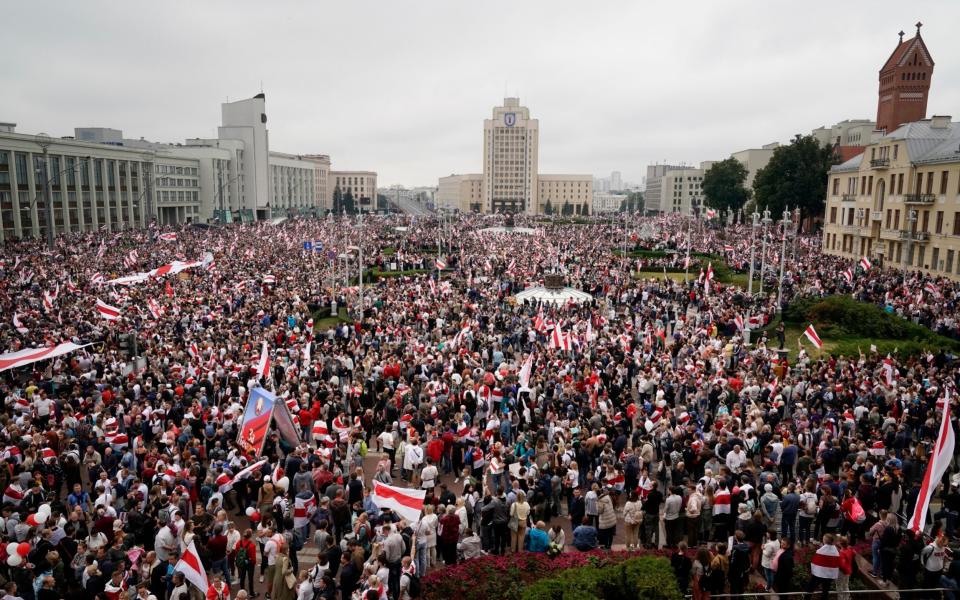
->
[0, 129, 155, 240]
[331, 171, 378, 213]
[269, 152, 319, 216]
[537, 175, 593, 215]
[483, 98, 539, 214]
[730, 143, 779, 190]
[302, 155, 331, 213]
[643, 164, 684, 213]
[659, 163, 713, 215]
[822, 116, 960, 277]
[440, 98, 591, 214]
[877, 24, 934, 134]
[437, 174, 483, 212]
[592, 192, 626, 214]
[219, 94, 271, 219]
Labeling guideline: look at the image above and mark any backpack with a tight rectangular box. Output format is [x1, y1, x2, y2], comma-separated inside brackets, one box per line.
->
[235, 542, 251, 570]
[359, 440, 368, 457]
[804, 496, 817, 516]
[407, 573, 422, 598]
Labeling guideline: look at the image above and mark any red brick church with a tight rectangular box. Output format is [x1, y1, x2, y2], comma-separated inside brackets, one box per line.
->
[876, 22, 934, 133]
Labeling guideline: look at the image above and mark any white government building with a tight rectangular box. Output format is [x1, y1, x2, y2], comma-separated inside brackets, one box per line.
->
[0, 94, 372, 240]
[438, 98, 592, 215]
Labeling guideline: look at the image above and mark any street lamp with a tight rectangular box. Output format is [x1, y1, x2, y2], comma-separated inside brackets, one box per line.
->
[35, 134, 56, 249]
[758, 209, 772, 296]
[904, 209, 918, 268]
[776, 208, 790, 312]
[747, 212, 759, 296]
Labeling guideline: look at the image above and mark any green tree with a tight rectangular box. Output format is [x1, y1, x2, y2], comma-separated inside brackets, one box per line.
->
[562, 201, 572, 216]
[342, 190, 356, 214]
[752, 134, 837, 223]
[581, 203, 589, 216]
[703, 157, 751, 222]
[543, 199, 553, 215]
[332, 184, 342, 213]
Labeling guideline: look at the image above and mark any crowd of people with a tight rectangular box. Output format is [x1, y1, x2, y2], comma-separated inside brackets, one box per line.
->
[0, 212, 960, 600]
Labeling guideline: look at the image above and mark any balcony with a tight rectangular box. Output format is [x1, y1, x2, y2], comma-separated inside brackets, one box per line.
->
[871, 210, 883, 221]
[841, 194, 857, 202]
[870, 158, 890, 169]
[899, 230, 930, 242]
[904, 193, 936, 205]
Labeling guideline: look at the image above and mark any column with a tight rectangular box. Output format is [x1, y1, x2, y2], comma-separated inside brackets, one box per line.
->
[26, 152, 39, 238]
[113, 159, 122, 230]
[89, 159, 99, 232]
[60, 153, 71, 233]
[9, 152, 21, 238]
[102, 159, 112, 233]
[125, 160, 135, 229]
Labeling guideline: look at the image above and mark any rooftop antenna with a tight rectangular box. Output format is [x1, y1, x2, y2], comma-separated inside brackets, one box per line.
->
[260, 80, 264, 93]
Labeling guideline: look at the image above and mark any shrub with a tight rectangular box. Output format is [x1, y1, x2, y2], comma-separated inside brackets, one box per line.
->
[521, 556, 682, 600]
[422, 550, 680, 600]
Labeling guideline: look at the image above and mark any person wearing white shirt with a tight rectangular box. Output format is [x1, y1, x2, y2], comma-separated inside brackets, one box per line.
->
[725, 445, 747, 474]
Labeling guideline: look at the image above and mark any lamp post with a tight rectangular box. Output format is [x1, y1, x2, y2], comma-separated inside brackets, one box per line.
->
[358, 212, 364, 319]
[35, 134, 55, 249]
[776, 208, 790, 312]
[747, 212, 759, 296]
[758, 209, 772, 296]
[904, 209, 918, 269]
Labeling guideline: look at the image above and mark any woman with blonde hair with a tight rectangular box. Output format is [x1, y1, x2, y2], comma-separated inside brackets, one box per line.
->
[509, 490, 531, 552]
[270, 544, 297, 600]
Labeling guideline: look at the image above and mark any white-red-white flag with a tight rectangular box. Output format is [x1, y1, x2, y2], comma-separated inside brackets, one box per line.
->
[882, 356, 896, 387]
[860, 256, 872, 271]
[174, 539, 209, 593]
[924, 281, 941, 298]
[908, 392, 955, 532]
[734, 314, 744, 332]
[293, 496, 317, 529]
[96, 299, 122, 321]
[518, 353, 534, 388]
[803, 324, 823, 349]
[371, 480, 426, 524]
[12, 314, 27, 335]
[159, 233, 177, 242]
[256, 342, 270, 379]
[704, 262, 715, 295]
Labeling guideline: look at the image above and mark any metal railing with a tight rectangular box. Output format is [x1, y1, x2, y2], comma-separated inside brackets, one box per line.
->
[841, 194, 857, 202]
[694, 588, 949, 599]
[904, 193, 936, 204]
[870, 157, 890, 168]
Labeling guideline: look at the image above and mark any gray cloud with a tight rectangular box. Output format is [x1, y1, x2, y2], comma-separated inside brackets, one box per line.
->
[4, 0, 958, 187]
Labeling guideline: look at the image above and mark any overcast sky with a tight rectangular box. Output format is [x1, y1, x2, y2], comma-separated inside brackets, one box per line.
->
[5, 1, 959, 188]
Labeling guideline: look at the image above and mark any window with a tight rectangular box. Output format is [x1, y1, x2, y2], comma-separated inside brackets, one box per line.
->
[922, 210, 929, 232]
[897, 173, 904, 195]
[886, 209, 891, 229]
[868, 176, 873, 195]
[926, 172, 934, 195]
[861, 176, 867, 195]
[937, 211, 944, 234]
[954, 212, 960, 236]
[932, 247, 940, 271]
[941, 171, 949, 195]
[893, 145, 898, 160]
[917, 173, 924, 195]
[894, 209, 900, 229]
[948, 249, 955, 273]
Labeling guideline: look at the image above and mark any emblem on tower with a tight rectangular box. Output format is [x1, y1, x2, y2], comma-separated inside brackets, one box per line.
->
[504, 112, 516, 127]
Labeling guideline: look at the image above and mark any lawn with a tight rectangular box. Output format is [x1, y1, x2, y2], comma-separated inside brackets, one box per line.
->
[634, 269, 747, 288]
[634, 271, 690, 283]
[312, 307, 350, 331]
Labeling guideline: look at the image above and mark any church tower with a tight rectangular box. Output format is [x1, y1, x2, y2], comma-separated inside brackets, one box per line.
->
[877, 22, 934, 133]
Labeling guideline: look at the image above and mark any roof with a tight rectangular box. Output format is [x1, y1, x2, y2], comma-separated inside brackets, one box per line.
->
[830, 154, 862, 173]
[880, 32, 934, 72]
[885, 119, 960, 165]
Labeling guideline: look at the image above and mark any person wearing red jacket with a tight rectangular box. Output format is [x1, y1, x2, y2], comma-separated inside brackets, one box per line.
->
[836, 536, 856, 600]
[206, 572, 230, 600]
[236, 529, 258, 597]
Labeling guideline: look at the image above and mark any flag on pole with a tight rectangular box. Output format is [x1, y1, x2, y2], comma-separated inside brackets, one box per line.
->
[924, 281, 941, 298]
[256, 342, 271, 380]
[174, 539, 209, 594]
[704, 262, 714, 295]
[435, 257, 447, 270]
[705, 208, 717, 219]
[734, 314, 744, 332]
[860, 257, 872, 271]
[908, 393, 955, 532]
[882, 356, 895, 387]
[803, 324, 823, 349]
[371, 480, 426, 524]
[518, 353, 534, 388]
[159, 232, 177, 242]
[842, 269, 853, 284]
[96, 299, 122, 321]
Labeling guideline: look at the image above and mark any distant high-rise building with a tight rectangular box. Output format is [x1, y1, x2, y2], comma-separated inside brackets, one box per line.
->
[877, 23, 934, 134]
[644, 164, 685, 213]
[483, 98, 539, 214]
[610, 171, 622, 191]
[219, 94, 271, 219]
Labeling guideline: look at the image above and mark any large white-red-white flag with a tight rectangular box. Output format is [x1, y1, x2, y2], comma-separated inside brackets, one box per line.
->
[371, 480, 426, 524]
[96, 299, 122, 320]
[549, 323, 570, 352]
[803, 324, 823, 349]
[908, 392, 955, 533]
[860, 256, 872, 271]
[0, 342, 93, 373]
[174, 539, 208, 593]
[704, 262, 715, 295]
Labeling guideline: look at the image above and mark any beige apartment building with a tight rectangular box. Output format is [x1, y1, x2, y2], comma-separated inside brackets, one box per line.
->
[537, 175, 593, 214]
[822, 115, 960, 277]
[331, 170, 378, 213]
[437, 173, 482, 212]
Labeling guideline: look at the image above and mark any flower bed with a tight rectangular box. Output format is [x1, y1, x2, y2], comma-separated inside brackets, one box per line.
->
[422, 550, 680, 600]
[521, 555, 682, 600]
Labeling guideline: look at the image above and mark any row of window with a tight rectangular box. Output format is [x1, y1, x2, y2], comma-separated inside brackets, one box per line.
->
[826, 235, 957, 276]
[832, 169, 959, 197]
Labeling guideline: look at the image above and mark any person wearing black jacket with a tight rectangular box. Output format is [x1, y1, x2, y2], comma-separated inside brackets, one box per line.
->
[728, 531, 751, 596]
[773, 539, 795, 594]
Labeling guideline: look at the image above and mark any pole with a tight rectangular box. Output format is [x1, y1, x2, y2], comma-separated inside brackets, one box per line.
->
[758, 210, 770, 296]
[777, 209, 789, 312]
[358, 212, 364, 319]
[144, 158, 154, 227]
[41, 146, 55, 250]
[747, 212, 758, 296]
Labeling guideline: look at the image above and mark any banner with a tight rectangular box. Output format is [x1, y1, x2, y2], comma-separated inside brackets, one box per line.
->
[370, 480, 426, 524]
[236, 388, 301, 456]
[0, 342, 93, 373]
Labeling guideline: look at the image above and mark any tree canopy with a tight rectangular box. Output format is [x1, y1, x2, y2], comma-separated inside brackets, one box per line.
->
[702, 158, 750, 221]
[752, 134, 836, 223]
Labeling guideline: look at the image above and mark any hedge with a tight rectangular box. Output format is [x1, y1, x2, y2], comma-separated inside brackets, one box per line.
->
[422, 551, 678, 600]
[521, 556, 682, 600]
